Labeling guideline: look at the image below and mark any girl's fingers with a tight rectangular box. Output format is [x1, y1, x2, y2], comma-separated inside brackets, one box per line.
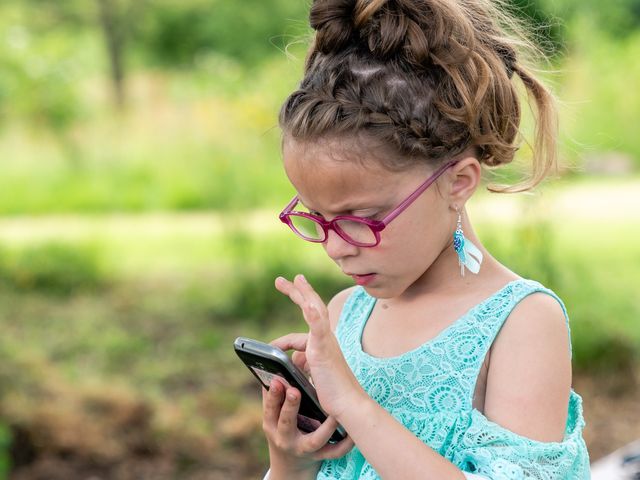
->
[270, 332, 308, 353]
[293, 274, 325, 308]
[275, 275, 330, 333]
[310, 415, 339, 438]
[275, 277, 305, 308]
[276, 275, 327, 317]
[302, 299, 330, 334]
[312, 435, 355, 460]
[291, 350, 309, 375]
[293, 275, 331, 334]
[277, 387, 301, 436]
[298, 415, 342, 453]
[262, 378, 285, 428]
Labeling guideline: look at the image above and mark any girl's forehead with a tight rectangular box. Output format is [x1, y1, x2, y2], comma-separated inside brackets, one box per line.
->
[284, 139, 386, 182]
[282, 138, 428, 211]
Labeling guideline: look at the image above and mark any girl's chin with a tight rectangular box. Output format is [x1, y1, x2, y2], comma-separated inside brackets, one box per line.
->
[361, 276, 417, 300]
[361, 282, 400, 300]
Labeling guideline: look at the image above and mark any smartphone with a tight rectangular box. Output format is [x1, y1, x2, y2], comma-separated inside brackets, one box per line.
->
[234, 336, 347, 443]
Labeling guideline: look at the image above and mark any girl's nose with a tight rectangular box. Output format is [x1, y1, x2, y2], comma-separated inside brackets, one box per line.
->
[323, 229, 359, 260]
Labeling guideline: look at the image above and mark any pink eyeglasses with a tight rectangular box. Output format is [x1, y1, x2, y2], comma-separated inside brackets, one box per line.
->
[279, 159, 459, 247]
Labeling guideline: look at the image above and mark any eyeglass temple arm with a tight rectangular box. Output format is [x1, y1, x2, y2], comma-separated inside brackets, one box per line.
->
[280, 195, 299, 218]
[380, 160, 458, 225]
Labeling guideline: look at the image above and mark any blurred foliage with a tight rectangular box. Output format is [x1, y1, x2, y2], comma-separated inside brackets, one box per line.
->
[0, 0, 635, 374]
[219, 232, 351, 326]
[0, 422, 7, 480]
[543, 0, 640, 38]
[0, 14, 82, 134]
[0, 206, 638, 474]
[0, 243, 105, 295]
[132, 0, 309, 68]
[558, 21, 640, 163]
[0, 0, 638, 214]
[0, 0, 638, 474]
[480, 209, 640, 375]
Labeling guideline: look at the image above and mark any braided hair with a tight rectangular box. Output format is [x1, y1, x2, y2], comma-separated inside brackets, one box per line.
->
[279, 0, 558, 193]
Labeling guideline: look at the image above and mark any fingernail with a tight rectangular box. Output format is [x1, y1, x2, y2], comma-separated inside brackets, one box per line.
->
[287, 392, 297, 402]
[300, 274, 308, 284]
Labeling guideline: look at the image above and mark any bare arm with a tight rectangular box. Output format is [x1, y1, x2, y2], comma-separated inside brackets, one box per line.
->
[336, 394, 467, 479]
[483, 292, 571, 442]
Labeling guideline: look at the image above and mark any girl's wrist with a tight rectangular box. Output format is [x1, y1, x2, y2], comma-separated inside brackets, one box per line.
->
[268, 461, 320, 480]
[333, 386, 374, 426]
[268, 449, 320, 480]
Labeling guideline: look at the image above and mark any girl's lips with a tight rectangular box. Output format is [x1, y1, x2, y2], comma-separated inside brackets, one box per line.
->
[350, 273, 377, 286]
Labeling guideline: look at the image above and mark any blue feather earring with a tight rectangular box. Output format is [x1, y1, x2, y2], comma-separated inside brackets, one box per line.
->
[453, 208, 483, 276]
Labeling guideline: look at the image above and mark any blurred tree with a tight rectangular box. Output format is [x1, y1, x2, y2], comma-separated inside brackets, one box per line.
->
[97, 0, 127, 108]
[0, 421, 7, 479]
[0, 2, 85, 167]
[93, 0, 148, 109]
[8, 0, 143, 109]
[0, 16, 81, 157]
[541, 0, 640, 38]
[132, 0, 309, 68]
[0, 0, 640, 125]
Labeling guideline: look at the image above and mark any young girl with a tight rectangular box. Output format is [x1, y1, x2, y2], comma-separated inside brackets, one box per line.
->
[261, 0, 590, 478]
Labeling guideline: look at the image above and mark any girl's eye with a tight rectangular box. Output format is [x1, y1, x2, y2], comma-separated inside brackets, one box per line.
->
[356, 211, 381, 221]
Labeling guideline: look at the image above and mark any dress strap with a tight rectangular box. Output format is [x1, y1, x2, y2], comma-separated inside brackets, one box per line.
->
[480, 279, 573, 360]
[334, 287, 376, 370]
[335, 287, 374, 338]
[454, 279, 572, 410]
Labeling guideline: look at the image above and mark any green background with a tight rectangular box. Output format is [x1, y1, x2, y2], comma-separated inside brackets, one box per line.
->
[0, 0, 638, 478]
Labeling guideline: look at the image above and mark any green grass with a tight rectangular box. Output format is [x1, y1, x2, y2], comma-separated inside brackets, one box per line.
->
[0, 178, 638, 371]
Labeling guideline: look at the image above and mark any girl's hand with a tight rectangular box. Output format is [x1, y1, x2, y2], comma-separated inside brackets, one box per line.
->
[262, 377, 355, 477]
[273, 274, 366, 421]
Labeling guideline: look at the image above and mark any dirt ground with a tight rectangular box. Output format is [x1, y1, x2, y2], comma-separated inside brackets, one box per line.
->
[574, 371, 640, 462]
[6, 371, 638, 479]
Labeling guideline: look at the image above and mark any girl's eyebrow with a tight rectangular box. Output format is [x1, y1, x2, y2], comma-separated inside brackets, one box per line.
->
[299, 198, 385, 215]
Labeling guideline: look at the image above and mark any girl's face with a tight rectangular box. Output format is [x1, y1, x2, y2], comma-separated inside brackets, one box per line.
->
[282, 137, 456, 300]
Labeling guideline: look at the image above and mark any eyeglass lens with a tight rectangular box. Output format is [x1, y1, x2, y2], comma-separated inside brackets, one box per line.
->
[288, 215, 377, 245]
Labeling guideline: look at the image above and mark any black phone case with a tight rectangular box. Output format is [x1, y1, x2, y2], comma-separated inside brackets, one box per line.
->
[234, 337, 347, 443]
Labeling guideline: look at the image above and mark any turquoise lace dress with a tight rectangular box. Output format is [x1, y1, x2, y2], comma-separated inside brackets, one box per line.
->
[317, 279, 590, 479]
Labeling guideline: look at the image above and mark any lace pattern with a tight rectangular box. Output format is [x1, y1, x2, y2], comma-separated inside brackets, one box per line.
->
[317, 279, 590, 479]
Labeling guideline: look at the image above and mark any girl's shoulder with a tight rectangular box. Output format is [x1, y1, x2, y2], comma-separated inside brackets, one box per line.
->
[491, 277, 571, 357]
[483, 279, 573, 443]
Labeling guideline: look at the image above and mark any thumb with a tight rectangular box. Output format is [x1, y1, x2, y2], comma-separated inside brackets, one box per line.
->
[292, 351, 309, 375]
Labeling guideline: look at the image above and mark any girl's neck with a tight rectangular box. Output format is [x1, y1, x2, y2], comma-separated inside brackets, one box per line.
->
[394, 208, 511, 304]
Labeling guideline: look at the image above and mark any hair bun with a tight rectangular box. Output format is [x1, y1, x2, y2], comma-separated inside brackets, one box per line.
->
[361, 0, 470, 68]
[310, 0, 468, 70]
[356, 0, 420, 63]
[310, 0, 357, 54]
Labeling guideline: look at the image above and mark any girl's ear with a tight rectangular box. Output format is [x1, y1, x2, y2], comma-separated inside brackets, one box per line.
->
[447, 156, 482, 207]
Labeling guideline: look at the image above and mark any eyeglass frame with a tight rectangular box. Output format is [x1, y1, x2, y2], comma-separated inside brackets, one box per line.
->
[278, 158, 460, 247]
